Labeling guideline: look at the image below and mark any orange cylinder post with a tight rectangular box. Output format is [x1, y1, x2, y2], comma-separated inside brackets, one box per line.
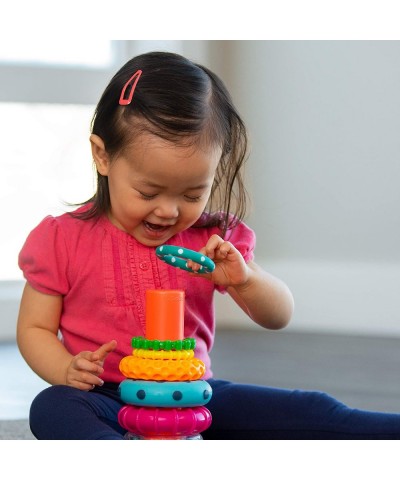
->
[145, 290, 185, 341]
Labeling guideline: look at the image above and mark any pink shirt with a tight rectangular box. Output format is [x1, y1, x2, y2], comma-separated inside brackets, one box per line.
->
[18, 207, 255, 382]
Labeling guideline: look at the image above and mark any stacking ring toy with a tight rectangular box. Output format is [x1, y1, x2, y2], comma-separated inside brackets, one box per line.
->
[118, 405, 212, 438]
[133, 348, 194, 360]
[131, 336, 196, 351]
[118, 379, 212, 407]
[156, 245, 215, 273]
[119, 355, 206, 381]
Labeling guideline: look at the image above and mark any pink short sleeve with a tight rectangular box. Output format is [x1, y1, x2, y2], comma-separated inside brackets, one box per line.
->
[225, 220, 256, 263]
[18, 216, 70, 296]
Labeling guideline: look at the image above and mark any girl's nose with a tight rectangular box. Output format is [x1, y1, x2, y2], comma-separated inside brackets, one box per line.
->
[154, 201, 179, 219]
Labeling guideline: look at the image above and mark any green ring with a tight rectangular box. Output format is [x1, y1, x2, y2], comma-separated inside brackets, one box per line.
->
[131, 336, 196, 351]
[155, 245, 215, 273]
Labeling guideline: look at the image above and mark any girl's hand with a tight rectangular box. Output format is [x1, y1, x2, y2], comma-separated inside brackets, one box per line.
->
[65, 340, 117, 391]
[187, 234, 250, 287]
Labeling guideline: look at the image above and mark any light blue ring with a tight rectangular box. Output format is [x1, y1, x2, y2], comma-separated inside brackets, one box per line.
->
[118, 379, 213, 407]
[156, 245, 215, 273]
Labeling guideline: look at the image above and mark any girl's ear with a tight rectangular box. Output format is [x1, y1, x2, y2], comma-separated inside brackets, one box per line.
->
[90, 134, 110, 176]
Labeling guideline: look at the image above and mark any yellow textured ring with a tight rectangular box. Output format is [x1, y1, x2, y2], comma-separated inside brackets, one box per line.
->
[119, 355, 206, 381]
[132, 349, 194, 360]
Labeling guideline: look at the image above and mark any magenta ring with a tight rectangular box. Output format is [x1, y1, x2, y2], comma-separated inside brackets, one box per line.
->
[118, 405, 212, 438]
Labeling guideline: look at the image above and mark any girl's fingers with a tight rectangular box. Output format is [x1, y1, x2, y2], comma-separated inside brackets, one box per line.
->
[186, 259, 203, 272]
[93, 340, 117, 364]
[73, 355, 104, 375]
[70, 380, 99, 391]
[95, 339, 117, 358]
[68, 371, 104, 390]
[206, 240, 235, 261]
[67, 340, 117, 388]
[203, 235, 224, 258]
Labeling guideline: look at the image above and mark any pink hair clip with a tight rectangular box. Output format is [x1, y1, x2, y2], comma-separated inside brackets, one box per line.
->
[119, 69, 143, 106]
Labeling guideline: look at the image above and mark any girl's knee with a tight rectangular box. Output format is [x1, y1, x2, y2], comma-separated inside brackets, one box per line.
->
[31, 385, 76, 411]
[29, 385, 82, 436]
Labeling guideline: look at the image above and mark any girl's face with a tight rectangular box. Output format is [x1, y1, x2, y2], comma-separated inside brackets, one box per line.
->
[91, 132, 221, 247]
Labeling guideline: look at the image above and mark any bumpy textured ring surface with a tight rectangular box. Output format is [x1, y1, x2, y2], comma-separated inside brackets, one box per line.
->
[132, 348, 194, 360]
[118, 379, 212, 407]
[118, 404, 212, 438]
[156, 245, 215, 273]
[119, 355, 206, 381]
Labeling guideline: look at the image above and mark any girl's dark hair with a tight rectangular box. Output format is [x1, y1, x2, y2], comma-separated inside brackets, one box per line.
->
[73, 51, 249, 237]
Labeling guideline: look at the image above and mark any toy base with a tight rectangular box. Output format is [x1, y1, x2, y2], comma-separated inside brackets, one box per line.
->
[124, 432, 203, 440]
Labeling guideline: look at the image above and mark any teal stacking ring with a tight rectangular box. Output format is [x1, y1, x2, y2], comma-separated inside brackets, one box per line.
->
[118, 379, 213, 407]
[155, 245, 215, 273]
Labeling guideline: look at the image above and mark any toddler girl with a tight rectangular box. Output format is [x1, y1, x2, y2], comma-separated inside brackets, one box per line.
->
[17, 51, 400, 439]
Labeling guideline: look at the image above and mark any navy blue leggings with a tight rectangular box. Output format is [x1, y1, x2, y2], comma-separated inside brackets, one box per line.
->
[29, 379, 400, 440]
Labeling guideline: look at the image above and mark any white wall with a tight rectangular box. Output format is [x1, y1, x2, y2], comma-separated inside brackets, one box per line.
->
[2, 41, 400, 340]
[209, 41, 400, 336]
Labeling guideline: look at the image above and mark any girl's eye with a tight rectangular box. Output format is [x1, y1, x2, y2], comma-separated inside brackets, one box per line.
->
[184, 195, 202, 203]
[139, 192, 157, 200]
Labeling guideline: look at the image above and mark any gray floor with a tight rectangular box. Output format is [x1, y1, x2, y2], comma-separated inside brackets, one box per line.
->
[210, 329, 400, 413]
[1, 328, 400, 439]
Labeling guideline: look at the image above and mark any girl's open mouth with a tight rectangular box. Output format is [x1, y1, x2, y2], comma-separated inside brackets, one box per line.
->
[143, 221, 172, 237]
[144, 221, 169, 231]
